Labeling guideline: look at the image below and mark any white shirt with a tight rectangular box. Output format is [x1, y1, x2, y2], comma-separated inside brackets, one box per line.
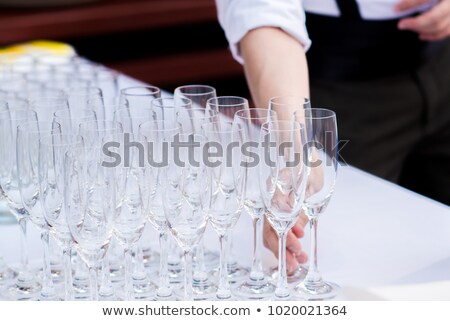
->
[216, 0, 437, 63]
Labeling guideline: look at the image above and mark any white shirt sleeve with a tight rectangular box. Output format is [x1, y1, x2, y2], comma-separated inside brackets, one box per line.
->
[215, 0, 311, 64]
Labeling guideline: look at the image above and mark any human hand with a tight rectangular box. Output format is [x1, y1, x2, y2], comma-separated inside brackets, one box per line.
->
[263, 213, 309, 274]
[396, 0, 450, 41]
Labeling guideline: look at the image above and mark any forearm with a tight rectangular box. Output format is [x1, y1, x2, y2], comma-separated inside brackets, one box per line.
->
[240, 27, 310, 119]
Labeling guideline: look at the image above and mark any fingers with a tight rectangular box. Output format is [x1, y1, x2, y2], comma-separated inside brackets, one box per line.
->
[398, 1, 450, 38]
[263, 218, 308, 274]
[291, 212, 308, 237]
[395, 0, 431, 12]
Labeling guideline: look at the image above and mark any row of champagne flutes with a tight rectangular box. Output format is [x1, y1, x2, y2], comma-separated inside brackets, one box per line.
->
[0, 55, 338, 301]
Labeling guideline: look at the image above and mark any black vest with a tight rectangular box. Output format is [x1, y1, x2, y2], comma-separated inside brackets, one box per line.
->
[305, 0, 430, 80]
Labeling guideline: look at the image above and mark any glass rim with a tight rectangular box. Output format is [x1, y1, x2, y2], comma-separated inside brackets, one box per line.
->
[120, 85, 161, 97]
[269, 95, 310, 105]
[207, 96, 249, 108]
[177, 108, 218, 119]
[39, 133, 82, 146]
[304, 108, 336, 120]
[18, 120, 61, 133]
[0, 108, 36, 120]
[174, 84, 216, 96]
[261, 120, 305, 132]
[53, 108, 97, 119]
[151, 97, 192, 108]
[234, 107, 277, 120]
[138, 120, 180, 133]
[202, 121, 244, 134]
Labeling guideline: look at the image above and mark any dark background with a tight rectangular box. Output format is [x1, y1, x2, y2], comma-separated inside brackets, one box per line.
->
[0, 0, 251, 98]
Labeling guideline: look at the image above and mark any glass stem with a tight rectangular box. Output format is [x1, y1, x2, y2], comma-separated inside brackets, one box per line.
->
[275, 231, 289, 298]
[194, 239, 207, 279]
[124, 248, 133, 300]
[99, 255, 113, 298]
[63, 248, 73, 301]
[184, 250, 193, 301]
[249, 217, 263, 280]
[18, 218, 28, 270]
[40, 230, 55, 298]
[133, 245, 146, 280]
[305, 216, 322, 284]
[89, 266, 99, 301]
[158, 231, 170, 295]
[217, 233, 231, 299]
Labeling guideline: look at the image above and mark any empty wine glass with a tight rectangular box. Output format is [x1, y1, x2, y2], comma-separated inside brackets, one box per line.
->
[202, 121, 246, 299]
[29, 97, 70, 123]
[139, 120, 181, 300]
[233, 108, 277, 300]
[174, 85, 216, 110]
[53, 109, 97, 134]
[64, 146, 116, 301]
[260, 120, 308, 300]
[119, 86, 161, 110]
[293, 108, 340, 300]
[79, 120, 123, 148]
[0, 109, 41, 300]
[177, 108, 219, 135]
[162, 133, 210, 300]
[151, 97, 191, 126]
[67, 87, 105, 121]
[206, 96, 250, 284]
[268, 96, 311, 282]
[109, 132, 149, 301]
[39, 133, 83, 301]
[17, 120, 62, 300]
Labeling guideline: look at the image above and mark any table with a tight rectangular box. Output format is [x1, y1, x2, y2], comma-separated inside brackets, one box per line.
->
[1, 70, 450, 300]
[2, 164, 450, 300]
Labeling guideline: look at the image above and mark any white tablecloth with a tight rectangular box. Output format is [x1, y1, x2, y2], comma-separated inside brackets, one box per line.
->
[1, 73, 450, 300]
[2, 165, 450, 300]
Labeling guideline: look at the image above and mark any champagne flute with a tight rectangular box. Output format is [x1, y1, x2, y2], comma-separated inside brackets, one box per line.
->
[233, 108, 277, 299]
[39, 133, 83, 301]
[139, 120, 181, 300]
[53, 109, 97, 135]
[0, 109, 41, 300]
[294, 108, 340, 300]
[202, 121, 247, 299]
[65, 146, 116, 301]
[17, 120, 62, 300]
[260, 120, 308, 300]
[268, 96, 311, 282]
[162, 133, 209, 300]
[174, 85, 216, 110]
[109, 132, 150, 300]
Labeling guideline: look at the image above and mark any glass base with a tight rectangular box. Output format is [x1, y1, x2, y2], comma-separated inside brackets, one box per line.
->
[201, 250, 220, 270]
[1, 272, 42, 301]
[0, 266, 18, 285]
[129, 274, 157, 300]
[175, 275, 218, 301]
[269, 265, 308, 284]
[154, 286, 175, 301]
[142, 248, 160, 270]
[233, 275, 276, 300]
[168, 261, 184, 287]
[294, 280, 340, 300]
[213, 261, 249, 284]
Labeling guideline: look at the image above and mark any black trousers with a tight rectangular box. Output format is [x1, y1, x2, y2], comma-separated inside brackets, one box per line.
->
[309, 40, 450, 205]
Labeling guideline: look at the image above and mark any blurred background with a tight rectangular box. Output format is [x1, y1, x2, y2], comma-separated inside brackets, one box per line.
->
[0, 0, 250, 96]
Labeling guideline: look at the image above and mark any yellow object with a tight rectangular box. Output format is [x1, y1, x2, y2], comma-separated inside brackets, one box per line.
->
[0, 40, 76, 61]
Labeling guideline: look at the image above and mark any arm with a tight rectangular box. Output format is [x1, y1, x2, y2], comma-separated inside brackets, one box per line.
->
[240, 27, 310, 273]
[240, 27, 310, 112]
